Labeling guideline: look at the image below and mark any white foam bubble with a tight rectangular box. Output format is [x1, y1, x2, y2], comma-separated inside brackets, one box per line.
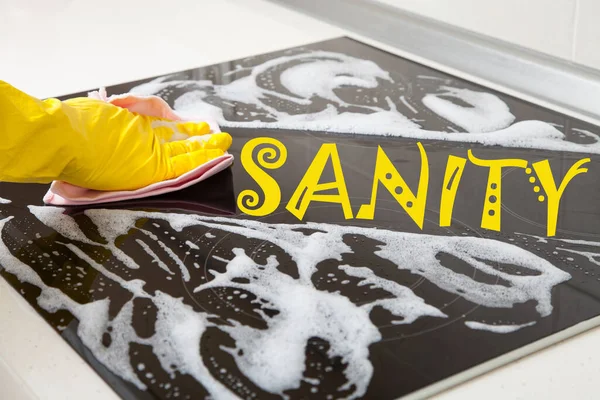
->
[369, 233, 570, 316]
[8, 207, 571, 399]
[399, 95, 418, 114]
[29, 206, 141, 270]
[0, 197, 11, 204]
[138, 230, 190, 282]
[0, 215, 238, 399]
[422, 86, 515, 132]
[465, 321, 536, 333]
[278, 56, 389, 104]
[338, 264, 446, 324]
[518, 233, 600, 267]
[185, 240, 199, 250]
[129, 50, 600, 154]
[202, 248, 379, 398]
[135, 239, 175, 275]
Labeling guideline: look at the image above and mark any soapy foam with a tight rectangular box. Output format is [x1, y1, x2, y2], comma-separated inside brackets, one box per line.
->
[140, 229, 190, 282]
[422, 86, 515, 132]
[0, 197, 11, 204]
[399, 95, 418, 114]
[368, 233, 569, 316]
[465, 321, 536, 333]
[130, 50, 600, 154]
[338, 264, 446, 324]
[28, 205, 141, 271]
[135, 239, 175, 275]
[517, 233, 600, 267]
[202, 249, 379, 397]
[1, 207, 571, 399]
[185, 240, 200, 250]
[0, 215, 238, 399]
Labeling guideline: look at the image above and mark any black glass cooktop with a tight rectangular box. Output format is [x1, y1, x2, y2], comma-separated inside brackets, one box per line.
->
[2, 37, 600, 400]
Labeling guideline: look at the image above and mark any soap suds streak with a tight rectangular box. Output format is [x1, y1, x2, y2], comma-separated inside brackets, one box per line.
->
[135, 239, 175, 275]
[0, 208, 571, 399]
[422, 86, 515, 132]
[29, 205, 141, 270]
[0, 216, 239, 399]
[130, 50, 600, 154]
[140, 229, 191, 282]
[185, 240, 200, 250]
[465, 320, 536, 333]
[338, 264, 447, 324]
[517, 232, 600, 267]
[399, 95, 418, 114]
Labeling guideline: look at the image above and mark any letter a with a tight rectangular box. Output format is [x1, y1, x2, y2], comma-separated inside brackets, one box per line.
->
[287, 144, 353, 221]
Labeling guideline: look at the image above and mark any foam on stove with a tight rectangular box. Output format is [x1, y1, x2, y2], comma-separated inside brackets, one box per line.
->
[0, 207, 571, 399]
[518, 233, 600, 268]
[337, 264, 446, 324]
[135, 239, 174, 275]
[130, 50, 600, 154]
[465, 321, 536, 333]
[0, 215, 238, 399]
[202, 248, 379, 396]
[422, 86, 515, 132]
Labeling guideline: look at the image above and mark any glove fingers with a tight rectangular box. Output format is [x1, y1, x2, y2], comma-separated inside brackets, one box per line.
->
[175, 121, 212, 136]
[151, 120, 211, 142]
[188, 132, 233, 151]
[162, 138, 202, 158]
[162, 132, 232, 158]
[167, 148, 226, 178]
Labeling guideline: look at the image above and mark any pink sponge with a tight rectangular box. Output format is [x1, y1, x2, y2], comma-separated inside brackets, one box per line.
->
[43, 88, 233, 206]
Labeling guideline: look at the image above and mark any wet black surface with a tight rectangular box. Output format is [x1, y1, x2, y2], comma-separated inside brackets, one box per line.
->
[2, 37, 600, 399]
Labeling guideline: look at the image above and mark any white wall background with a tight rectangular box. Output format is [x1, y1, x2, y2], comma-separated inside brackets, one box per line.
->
[374, 0, 600, 70]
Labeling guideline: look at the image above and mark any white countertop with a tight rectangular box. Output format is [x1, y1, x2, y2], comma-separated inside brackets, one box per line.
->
[0, 0, 599, 399]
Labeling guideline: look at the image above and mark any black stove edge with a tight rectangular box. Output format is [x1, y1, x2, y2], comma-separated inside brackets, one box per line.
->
[402, 316, 600, 400]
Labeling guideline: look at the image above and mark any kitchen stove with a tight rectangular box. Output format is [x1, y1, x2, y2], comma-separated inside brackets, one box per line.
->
[1, 37, 600, 399]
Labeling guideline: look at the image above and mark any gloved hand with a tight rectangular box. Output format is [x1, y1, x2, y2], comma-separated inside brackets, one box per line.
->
[0, 80, 232, 191]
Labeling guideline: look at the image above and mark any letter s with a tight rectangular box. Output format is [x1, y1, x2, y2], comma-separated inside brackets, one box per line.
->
[237, 137, 287, 216]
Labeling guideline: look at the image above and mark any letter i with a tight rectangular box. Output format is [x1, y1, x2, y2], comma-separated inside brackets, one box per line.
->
[440, 155, 467, 227]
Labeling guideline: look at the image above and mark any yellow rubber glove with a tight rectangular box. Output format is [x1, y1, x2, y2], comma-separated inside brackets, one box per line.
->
[0, 80, 232, 191]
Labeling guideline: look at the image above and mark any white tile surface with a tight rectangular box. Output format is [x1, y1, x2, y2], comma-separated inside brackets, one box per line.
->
[0, 278, 118, 400]
[374, 0, 577, 60]
[0, 0, 342, 98]
[0, 354, 36, 400]
[573, 0, 600, 69]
